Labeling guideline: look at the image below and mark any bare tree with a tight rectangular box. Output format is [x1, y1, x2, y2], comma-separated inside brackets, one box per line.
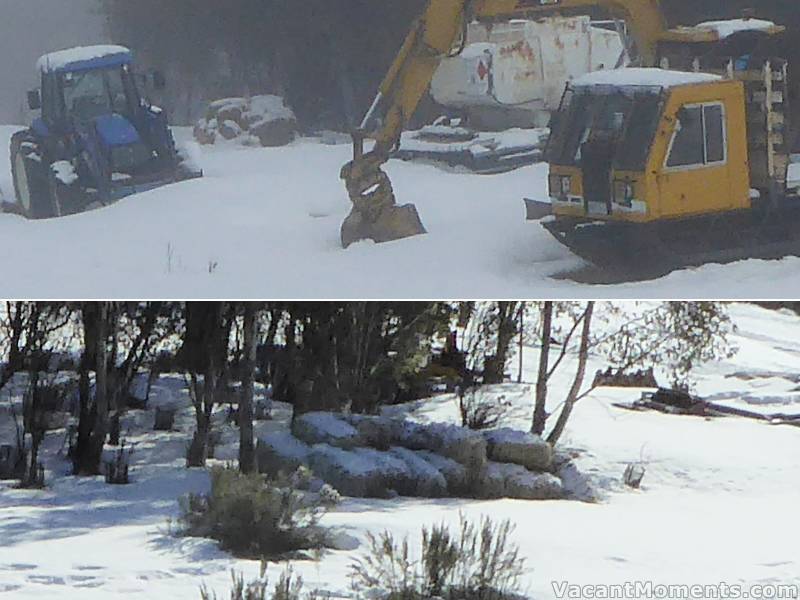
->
[546, 302, 594, 446]
[531, 301, 553, 436]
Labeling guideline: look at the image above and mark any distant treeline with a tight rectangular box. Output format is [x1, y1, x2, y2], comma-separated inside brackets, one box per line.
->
[96, 0, 800, 128]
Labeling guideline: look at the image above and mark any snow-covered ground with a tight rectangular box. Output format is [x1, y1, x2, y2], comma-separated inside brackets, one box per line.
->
[4, 125, 800, 298]
[1, 303, 799, 599]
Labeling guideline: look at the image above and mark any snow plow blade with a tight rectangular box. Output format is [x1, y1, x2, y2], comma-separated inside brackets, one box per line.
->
[340, 143, 426, 249]
[524, 198, 552, 221]
[542, 203, 800, 283]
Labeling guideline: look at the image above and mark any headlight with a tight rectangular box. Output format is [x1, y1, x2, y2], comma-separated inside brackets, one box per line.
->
[560, 176, 571, 196]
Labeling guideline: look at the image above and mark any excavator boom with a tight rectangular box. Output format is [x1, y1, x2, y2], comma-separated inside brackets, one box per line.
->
[340, 0, 666, 248]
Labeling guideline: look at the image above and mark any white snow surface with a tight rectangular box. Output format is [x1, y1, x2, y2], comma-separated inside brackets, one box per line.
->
[3, 125, 800, 298]
[696, 18, 778, 39]
[36, 45, 131, 72]
[1, 303, 800, 599]
[571, 68, 721, 88]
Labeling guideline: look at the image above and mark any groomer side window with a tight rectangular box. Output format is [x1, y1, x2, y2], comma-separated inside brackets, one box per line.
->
[666, 102, 726, 168]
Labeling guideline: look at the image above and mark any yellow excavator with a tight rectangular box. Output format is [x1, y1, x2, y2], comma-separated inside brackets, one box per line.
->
[340, 0, 795, 279]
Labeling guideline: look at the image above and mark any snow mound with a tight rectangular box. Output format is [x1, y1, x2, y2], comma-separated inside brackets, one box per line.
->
[572, 68, 721, 89]
[37, 45, 131, 72]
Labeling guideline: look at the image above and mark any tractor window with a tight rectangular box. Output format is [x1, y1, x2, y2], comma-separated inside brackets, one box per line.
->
[61, 67, 131, 122]
[667, 103, 726, 169]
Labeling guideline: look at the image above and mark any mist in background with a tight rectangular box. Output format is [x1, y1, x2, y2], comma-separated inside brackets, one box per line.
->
[0, 0, 107, 124]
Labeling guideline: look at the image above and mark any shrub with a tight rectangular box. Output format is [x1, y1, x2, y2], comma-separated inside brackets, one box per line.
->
[179, 466, 329, 559]
[350, 514, 525, 600]
[200, 565, 320, 600]
[457, 388, 511, 431]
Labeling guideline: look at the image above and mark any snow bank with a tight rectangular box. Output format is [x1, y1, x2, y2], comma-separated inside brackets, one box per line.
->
[572, 68, 721, 89]
[37, 45, 131, 72]
[696, 18, 777, 39]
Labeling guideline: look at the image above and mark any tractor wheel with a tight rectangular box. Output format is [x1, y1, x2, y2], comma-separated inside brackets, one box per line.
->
[9, 132, 57, 219]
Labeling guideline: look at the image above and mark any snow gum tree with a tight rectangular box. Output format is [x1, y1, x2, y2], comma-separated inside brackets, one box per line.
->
[528, 301, 735, 446]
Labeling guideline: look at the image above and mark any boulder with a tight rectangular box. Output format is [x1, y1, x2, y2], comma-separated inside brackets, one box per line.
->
[483, 428, 553, 471]
[395, 421, 487, 489]
[389, 447, 448, 497]
[353, 447, 413, 496]
[416, 450, 469, 495]
[256, 431, 311, 477]
[207, 97, 248, 121]
[218, 120, 243, 141]
[346, 414, 405, 450]
[308, 444, 400, 498]
[250, 118, 296, 147]
[480, 462, 563, 500]
[193, 119, 216, 145]
[292, 412, 362, 449]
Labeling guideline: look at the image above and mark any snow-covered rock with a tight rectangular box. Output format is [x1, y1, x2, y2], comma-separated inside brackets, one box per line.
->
[346, 414, 406, 450]
[389, 446, 448, 497]
[256, 431, 311, 477]
[416, 450, 469, 495]
[484, 427, 553, 471]
[400, 422, 488, 473]
[218, 120, 243, 141]
[292, 412, 362, 449]
[307, 444, 395, 498]
[481, 462, 563, 500]
[196, 95, 297, 147]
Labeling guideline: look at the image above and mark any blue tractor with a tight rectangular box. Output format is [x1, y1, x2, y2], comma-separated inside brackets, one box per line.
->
[10, 45, 202, 219]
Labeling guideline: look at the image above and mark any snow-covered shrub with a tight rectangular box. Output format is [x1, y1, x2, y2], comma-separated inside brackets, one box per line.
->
[457, 388, 511, 431]
[178, 466, 329, 559]
[350, 514, 525, 600]
[318, 483, 342, 506]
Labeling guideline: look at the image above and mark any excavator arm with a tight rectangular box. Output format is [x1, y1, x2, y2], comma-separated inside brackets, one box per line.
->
[340, 0, 666, 248]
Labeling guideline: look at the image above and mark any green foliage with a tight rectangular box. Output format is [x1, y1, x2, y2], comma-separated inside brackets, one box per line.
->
[179, 467, 328, 559]
[597, 301, 736, 388]
[349, 514, 524, 600]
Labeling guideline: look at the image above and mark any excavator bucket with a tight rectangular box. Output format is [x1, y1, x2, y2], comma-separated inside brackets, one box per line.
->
[340, 139, 426, 249]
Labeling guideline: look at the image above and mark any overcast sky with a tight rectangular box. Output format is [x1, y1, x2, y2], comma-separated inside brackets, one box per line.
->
[0, 0, 107, 123]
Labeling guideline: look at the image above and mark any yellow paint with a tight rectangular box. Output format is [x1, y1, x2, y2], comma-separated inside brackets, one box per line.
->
[551, 79, 752, 224]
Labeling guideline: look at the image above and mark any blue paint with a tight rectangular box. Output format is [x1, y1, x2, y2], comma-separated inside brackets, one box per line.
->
[30, 118, 50, 138]
[49, 52, 133, 74]
[93, 114, 141, 147]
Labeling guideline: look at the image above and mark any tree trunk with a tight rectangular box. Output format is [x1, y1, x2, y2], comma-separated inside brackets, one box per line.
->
[547, 302, 595, 447]
[532, 302, 553, 436]
[86, 303, 110, 474]
[239, 304, 257, 474]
